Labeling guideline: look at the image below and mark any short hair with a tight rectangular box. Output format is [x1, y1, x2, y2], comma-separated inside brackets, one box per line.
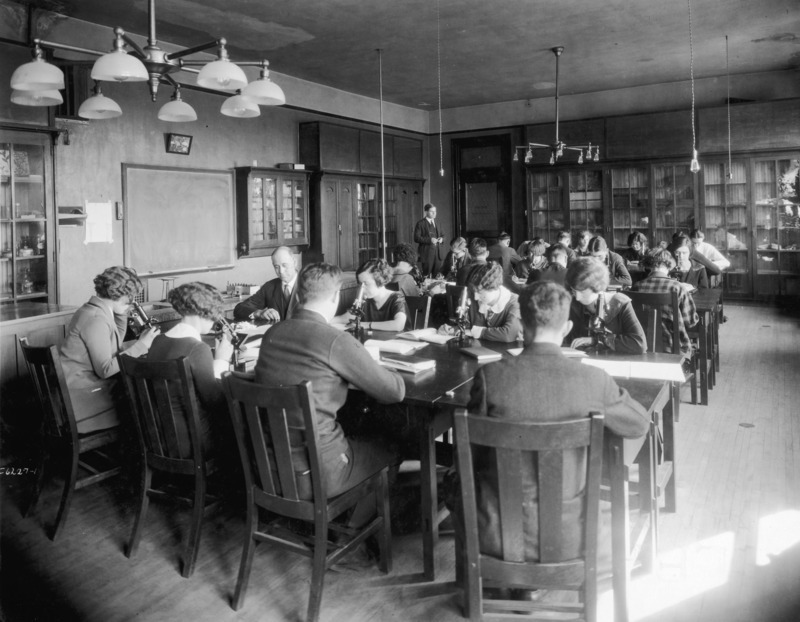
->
[689, 229, 704, 240]
[586, 236, 608, 254]
[529, 238, 547, 257]
[549, 244, 568, 262]
[467, 262, 503, 291]
[168, 282, 223, 320]
[557, 230, 572, 243]
[672, 235, 692, 251]
[356, 258, 392, 287]
[627, 231, 648, 248]
[579, 230, 593, 241]
[468, 237, 488, 257]
[644, 248, 676, 271]
[393, 242, 417, 265]
[450, 236, 467, 252]
[93, 266, 143, 301]
[424, 203, 435, 213]
[566, 257, 610, 293]
[519, 281, 572, 336]
[297, 263, 342, 304]
[497, 231, 511, 241]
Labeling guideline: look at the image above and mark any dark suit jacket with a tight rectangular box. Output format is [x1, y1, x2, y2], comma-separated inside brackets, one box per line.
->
[413, 218, 444, 276]
[673, 261, 709, 289]
[442, 251, 467, 279]
[466, 342, 649, 561]
[604, 250, 632, 287]
[487, 243, 522, 277]
[254, 309, 405, 491]
[233, 277, 298, 321]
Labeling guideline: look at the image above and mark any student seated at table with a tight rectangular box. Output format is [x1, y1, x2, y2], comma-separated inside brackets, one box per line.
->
[442, 236, 468, 281]
[440, 262, 521, 342]
[487, 231, 523, 277]
[689, 228, 730, 271]
[60, 266, 159, 434]
[146, 282, 234, 457]
[455, 237, 489, 287]
[633, 249, 699, 355]
[587, 235, 632, 288]
[233, 246, 299, 322]
[333, 258, 410, 331]
[668, 232, 720, 283]
[565, 258, 646, 355]
[528, 244, 569, 286]
[256, 262, 405, 525]
[575, 229, 594, 257]
[514, 238, 549, 281]
[671, 237, 709, 290]
[446, 281, 648, 583]
[390, 242, 422, 298]
[620, 231, 649, 265]
[548, 230, 577, 265]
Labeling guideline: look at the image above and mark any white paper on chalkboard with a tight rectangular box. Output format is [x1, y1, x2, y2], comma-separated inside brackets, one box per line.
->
[84, 201, 114, 244]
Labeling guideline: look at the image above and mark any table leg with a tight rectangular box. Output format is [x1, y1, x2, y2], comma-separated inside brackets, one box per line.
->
[419, 408, 438, 581]
[638, 424, 657, 574]
[663, 389, 677, 513]
[608, 437, 630, 622]
[699, 314, 709, 406]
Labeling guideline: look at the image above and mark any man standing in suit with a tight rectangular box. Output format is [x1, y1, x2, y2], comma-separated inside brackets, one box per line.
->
[413, 203, 444, 276]
[255, 262, 405, 525]
[233, 246, 299, 321]
[461, 280, 648, 565]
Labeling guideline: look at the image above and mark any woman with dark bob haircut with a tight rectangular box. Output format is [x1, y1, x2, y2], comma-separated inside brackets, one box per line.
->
[334, 258, 410, 331]
[145, 282, 234, 458]
[564, 257, 646, 354]
[438, 262, 522, 342]
[60, 266, 159, 433]
[390, 242, 421, 298]
[621, 231, 649, 264]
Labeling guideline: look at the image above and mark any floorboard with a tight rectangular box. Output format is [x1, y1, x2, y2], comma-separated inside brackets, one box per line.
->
[2, 303, 800, 621]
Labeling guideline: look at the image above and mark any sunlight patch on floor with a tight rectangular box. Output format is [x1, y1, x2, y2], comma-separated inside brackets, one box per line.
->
[756, 509, 800, 567]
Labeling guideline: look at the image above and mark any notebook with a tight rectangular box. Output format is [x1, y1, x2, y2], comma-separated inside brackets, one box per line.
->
[379, 354, 437, 374]
[460, 346, 503, 362]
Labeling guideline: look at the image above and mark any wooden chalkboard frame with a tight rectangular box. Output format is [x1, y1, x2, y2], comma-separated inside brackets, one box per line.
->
[122, 164, 235, 277]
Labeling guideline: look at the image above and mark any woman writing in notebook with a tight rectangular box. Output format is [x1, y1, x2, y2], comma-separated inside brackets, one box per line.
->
[333, 258, 410, 331]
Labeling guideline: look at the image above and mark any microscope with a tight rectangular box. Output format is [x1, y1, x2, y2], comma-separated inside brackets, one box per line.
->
[348, 283, 367, 337]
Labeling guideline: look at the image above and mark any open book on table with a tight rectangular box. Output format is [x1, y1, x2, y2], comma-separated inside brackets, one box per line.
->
[363, 339, 429, 355]
[397, 327, 454, 345]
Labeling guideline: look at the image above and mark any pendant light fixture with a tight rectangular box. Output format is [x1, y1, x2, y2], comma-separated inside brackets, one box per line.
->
[377, 48, 387, 261]
[725, 35, 732, 180]
[10, 88, 63, 107]
[78, 82, 122, 119]
[513, 47, 599, 165]
[436, 0, 445, 177]
[8, 0, 286, 121]
[688, 0, 700, 174]
[157, 85, 197, 122]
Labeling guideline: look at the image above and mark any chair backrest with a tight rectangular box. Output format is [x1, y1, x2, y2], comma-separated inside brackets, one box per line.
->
[221, 373, 323, 521]
[18, 338, 79, 442]
[445, 284, 466, 320]
[405, 295, 431, 330]
[626, 289, 681, 355]
[118, 355, 206, 471]
[453, 409, 604, 593]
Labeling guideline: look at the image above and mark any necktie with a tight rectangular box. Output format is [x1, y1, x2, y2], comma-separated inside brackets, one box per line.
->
[283, 284, 291, 300]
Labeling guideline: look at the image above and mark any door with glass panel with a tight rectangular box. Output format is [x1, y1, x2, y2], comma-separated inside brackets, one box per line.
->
[528, 171, 564, 242]
[653, 163, 696, 248]
[702, 160, 750, 297]
[356, 182, 379, 266]
[610, 167, 649, 249]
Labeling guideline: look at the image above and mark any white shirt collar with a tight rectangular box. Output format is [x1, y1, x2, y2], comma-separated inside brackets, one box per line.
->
[478, 286, 511, 317]
[165, 322, 203, 341]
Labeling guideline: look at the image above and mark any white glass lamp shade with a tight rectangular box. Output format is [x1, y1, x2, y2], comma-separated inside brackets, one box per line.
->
[241, 76, 285, 106]
[158, 99, 197, 122]
[78, 92, 123, 119]
[91, 50, 148, 82]
[11, 88, 63, 106]
[220, 93, 260, 118]
[10, 57, 65, 91]
[197, 59, 248, 91]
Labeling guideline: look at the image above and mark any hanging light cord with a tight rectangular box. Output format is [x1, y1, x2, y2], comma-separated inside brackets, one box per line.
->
[377, 48, 387, 260]
[688, 0, 697, 154]
[437, 0, 444, 176]
[726, 35, 732, 179]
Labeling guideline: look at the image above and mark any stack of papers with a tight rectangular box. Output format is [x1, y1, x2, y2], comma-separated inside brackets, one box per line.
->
[380, 354, 436, 374]
[363, 339, 428, 355]
[397, 328, 454, 344]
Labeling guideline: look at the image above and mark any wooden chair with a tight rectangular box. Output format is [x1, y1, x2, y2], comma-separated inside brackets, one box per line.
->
[405, 294, 432, 330]
[453, 409, 605, 621]
[18, 338, 121, 541]
[118, 355, 220, 578]
[221, 373, 392, 621]
[445, 284, 467, 321]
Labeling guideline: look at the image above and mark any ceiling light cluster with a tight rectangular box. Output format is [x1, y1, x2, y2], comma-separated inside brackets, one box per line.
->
[513, 47, 600, 166]
[9, 0, 285, 121]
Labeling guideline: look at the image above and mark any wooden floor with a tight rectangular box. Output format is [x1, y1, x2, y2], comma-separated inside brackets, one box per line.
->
[2, 303, 800, 622]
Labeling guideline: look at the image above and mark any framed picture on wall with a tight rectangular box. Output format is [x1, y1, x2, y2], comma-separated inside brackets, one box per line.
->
[165, 133, 193, 155]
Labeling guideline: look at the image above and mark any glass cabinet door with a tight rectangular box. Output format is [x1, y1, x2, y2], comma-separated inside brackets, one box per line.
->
[653, 163, 695, 247]
[702, 161, 749, 296]
[528, 171, 563, 241]
[568, 170, 603, 236]
[280, 178, 306, 243]
[1, 140, 50, 302]
[381, 182, 397, 254]
[250, 176, 278, 247]
[356, 182, 379, 266]
[611, 167, 649, 248]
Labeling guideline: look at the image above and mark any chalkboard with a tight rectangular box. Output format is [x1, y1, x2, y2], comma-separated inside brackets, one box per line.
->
[123, 164, 235, 276]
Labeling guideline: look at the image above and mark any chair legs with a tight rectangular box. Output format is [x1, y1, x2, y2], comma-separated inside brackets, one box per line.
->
[376, 470, 392, 573]
[307, 518, 329, 622]
[232, 502, 258, 611]
[127, 465, 152, 558]
[51, 448, 80, 541]
[22, 447, 48, 519]
[181, 471, 206, 578]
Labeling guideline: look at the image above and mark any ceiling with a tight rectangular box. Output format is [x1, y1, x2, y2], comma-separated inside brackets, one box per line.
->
[43, 0, 800, 109]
